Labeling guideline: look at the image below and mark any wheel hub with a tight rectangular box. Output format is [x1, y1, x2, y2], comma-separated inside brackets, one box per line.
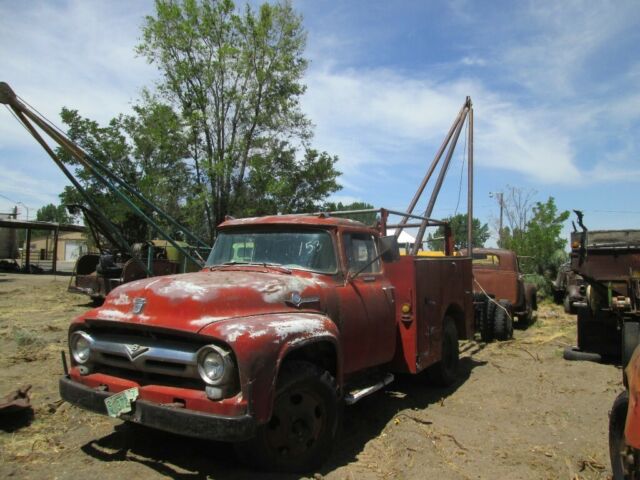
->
[266, 388, 325, 457]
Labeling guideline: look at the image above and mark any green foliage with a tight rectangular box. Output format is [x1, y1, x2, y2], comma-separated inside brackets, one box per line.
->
[426, 214, 490, 251]
[502, 196, 569, 290]
[241, 142, 340, 216]
[323, 201, 377, 225]
[57, 98, 191, 245]
[137, 0, 340, 238]
[35, 203, 72, 224]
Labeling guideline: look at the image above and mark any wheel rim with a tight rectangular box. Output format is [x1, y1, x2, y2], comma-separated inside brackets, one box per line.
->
[266, 387, 326, 459]
[617, 435, 637, 478]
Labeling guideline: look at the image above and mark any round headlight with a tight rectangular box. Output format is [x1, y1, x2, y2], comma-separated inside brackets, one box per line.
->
[197, 345, 233, 385]
[70, 331, 93, 364]
[202, 351, 224, 381]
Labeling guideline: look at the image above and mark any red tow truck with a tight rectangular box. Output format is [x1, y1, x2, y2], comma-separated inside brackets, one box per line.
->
[60, 212, 474, 471]
[58, 98, 478, 472]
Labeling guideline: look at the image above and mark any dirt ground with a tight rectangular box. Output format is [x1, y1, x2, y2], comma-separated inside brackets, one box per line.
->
[0, 272, 621, 479]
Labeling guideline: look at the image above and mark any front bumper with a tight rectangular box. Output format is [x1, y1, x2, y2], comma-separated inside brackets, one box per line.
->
[59, 376, 256, 441]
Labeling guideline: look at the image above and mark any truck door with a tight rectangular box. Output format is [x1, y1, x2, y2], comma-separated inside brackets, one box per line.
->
[337, 232, 396, 373]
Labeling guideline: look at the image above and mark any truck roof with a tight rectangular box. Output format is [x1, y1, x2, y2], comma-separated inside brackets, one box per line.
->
[218, 213, 376, 231]
[571, 230, 640, 249]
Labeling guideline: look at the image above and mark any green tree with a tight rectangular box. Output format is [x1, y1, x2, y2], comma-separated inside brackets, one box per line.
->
[426, 214, 490, 251]
[138, 0, 340, 238]
[241, 141, 340, 216]
[323, 201, 377, 225]
[57, 98, 192, 244]
[502, 196, 569, 277]
[35, 203, 72, 224]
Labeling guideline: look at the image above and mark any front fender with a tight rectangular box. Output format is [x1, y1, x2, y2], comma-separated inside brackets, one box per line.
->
[199, 313, 341, 423]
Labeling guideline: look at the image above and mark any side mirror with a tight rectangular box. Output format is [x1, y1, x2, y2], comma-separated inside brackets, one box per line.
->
[380, 236, 400, 263]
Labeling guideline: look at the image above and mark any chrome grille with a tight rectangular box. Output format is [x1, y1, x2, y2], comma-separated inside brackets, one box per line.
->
[85, 332, 201, 381]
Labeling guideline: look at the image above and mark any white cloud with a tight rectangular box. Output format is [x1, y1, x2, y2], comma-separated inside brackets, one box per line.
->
[303, 66, 581, 185]
[0, 169, 61, 207]
[500, 1, 640, 98]
[0, 0, 157, 150]
[460, 56, 486, 67]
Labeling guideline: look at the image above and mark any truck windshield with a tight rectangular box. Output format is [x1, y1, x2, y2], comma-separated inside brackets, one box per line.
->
[206, 230, 337, 274]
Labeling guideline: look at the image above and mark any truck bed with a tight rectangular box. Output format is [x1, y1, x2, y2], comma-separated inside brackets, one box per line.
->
[385, 255, 473, 374]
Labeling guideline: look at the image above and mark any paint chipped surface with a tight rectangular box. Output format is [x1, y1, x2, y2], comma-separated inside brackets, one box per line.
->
[190, 316, 227, 327]
[92, 265, 330, 336]
[98, 309, 133, 321]
[213, 314, 331, 344]
[156, 279, 210, 300]
[111, 293, 131, 306]
[266, 317, 327, 340]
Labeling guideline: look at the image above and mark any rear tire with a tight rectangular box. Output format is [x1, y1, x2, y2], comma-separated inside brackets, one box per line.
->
[494, 300, 513, 341]
[235, 361, 339, 473]
[428, 317, 459, 387]
[480, 301, 495, 343]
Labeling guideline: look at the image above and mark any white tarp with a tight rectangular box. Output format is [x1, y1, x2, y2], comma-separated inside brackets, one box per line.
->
[386, 229, 416, 244]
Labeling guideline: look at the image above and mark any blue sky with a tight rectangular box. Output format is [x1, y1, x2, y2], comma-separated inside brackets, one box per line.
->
[1, 0, 639, 244]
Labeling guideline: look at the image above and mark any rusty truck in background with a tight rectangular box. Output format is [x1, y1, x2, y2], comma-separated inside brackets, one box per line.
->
[464, 248, 537, 342]
[565, 213, 640, 366]
[553, 262, 586, 314]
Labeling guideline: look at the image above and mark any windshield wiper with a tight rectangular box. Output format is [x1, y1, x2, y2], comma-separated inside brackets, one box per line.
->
[259, 263, 292, 274]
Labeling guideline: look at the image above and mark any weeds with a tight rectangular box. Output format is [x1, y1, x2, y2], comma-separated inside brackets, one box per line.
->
[12, 328, 45, 348]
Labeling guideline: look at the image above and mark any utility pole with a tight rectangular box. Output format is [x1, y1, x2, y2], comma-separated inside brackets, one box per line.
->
[490, 192, 504, 247]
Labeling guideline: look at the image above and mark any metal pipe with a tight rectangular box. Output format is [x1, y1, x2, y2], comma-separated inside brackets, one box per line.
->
[386, 222, 445, 228]
[412, 106, 469, 254]
[16, 105, 202, 269]
[0, 81, 209, 250]
[467, 100, 474, 257]
[394, 101, 469, 237]
[9, 107, 150, 274]
[329, 208, 447, 224]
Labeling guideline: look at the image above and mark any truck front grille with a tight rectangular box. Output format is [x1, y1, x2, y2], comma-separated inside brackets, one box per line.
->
[80, 330, 206, 387]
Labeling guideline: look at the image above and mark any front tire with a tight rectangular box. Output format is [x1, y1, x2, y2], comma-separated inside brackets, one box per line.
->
[236, 361, 339, 473]
[428, 317, 459, 386]
[609, 390, 638, 479]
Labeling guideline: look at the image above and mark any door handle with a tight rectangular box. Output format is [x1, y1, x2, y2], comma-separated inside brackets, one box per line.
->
[382, 286, 395, 305]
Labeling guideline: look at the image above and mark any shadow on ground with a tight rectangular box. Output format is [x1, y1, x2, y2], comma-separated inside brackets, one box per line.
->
[0, 408, 34, 433]
[80, 348, 487, 478]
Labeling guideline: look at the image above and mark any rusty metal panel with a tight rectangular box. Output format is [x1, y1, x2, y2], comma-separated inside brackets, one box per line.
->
[468, 248, 523, 308]
[413, 256, 473, 371]
[572, 251, 640, 286]
[384, 256, 418, 373]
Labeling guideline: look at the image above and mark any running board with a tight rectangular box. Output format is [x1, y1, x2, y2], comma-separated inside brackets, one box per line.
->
[344, 373, 394, 405]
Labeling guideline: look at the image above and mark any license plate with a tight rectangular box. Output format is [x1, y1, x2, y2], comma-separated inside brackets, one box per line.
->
[104, 387, 139, 418]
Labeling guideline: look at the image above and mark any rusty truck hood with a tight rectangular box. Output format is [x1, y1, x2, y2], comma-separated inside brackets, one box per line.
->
[88, 268, 326, 334]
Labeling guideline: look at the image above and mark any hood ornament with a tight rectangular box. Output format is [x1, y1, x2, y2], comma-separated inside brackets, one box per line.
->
[132, 298, 146, 315]
[124, 344, 149, 360]
[286, 292, 320, 309]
